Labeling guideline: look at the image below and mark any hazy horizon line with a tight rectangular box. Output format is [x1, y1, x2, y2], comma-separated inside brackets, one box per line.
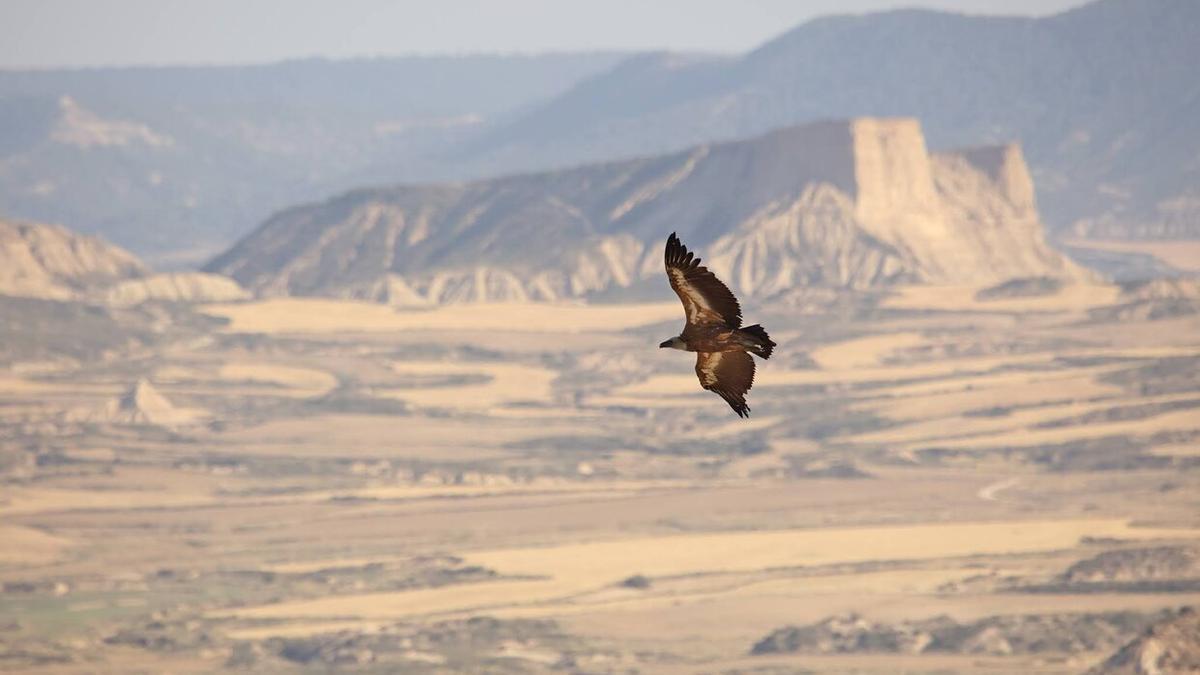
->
[0, 0, 1091, 72]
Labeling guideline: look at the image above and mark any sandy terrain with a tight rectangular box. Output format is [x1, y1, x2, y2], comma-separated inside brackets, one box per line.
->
[222, 519, 1197, 627]
[809, 331, 927, 369]
[4, 284, 1200, 673]
[0, 526, 72, 565]
[1061, 237, 1200, 272]
[381, 360, 558, 411]
[216, 362, 338, 396]
[882, 282, 1121, 312]
[202, 298, 678, 334]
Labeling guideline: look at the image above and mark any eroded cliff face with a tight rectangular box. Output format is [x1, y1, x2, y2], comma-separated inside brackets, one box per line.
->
[0, 219, 146, 300]
[704, 124, 1088, 293]
[208, 118, 1087, 305]
[930, 143, 1082, 282]
[706, 185, 912, 294]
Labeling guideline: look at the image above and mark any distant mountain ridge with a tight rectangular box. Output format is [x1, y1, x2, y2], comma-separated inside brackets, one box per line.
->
[467, 0, 1200, 240]
[1, 0, 1194, 258]
[207, 118, 1086, 305]
[0, 54, 627, 261]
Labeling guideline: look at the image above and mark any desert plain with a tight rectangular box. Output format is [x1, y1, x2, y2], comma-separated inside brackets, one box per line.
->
[2, 278, 1199, 673]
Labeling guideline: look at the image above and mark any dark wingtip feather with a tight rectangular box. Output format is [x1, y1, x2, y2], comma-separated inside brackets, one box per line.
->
[716, 390, 750, 418]
[665, 231, 693, 269]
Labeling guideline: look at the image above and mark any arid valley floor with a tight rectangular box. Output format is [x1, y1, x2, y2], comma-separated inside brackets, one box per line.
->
[2, 281, 1199, 673]
[5, 1, 1200, 671]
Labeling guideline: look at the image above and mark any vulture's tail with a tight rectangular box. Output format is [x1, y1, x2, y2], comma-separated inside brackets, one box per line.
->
[739, 324, 775, 360]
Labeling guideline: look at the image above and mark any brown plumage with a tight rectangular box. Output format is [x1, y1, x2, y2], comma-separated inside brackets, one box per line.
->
[659, 232, 775, 418]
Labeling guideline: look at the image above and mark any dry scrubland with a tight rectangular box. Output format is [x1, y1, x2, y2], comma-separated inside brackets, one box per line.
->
[2, 283, 1200, 673]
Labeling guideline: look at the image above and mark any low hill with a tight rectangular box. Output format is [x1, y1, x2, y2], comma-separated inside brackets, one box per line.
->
[751, 611, 1162, 658]
[102, 272, 250, 307]
[1089, 607, 1200, 674]
[208, 118, 1085, 305]
[0, 218, 146, 300]
[1, 218, 253, 307]
[0, 54, 626, 261]
[70, 379, 208, 429]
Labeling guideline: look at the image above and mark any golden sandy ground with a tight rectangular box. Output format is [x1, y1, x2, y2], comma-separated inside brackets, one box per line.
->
[1060, 237, 1200, 272]
[608, 345, 1199, 402]
[201, 299, 678, 334]
[882, 283, 1121, 312]
[205, 413, 608, 460]
[381, 361, 558, 411]
[7, 291, 1200, 673]
[216, 362, 338, 397]
[0, 525, 73, 565]
[809, 331, 927, 369]
[849, 391, 1200, 448]
[219, 518, 1196, 632]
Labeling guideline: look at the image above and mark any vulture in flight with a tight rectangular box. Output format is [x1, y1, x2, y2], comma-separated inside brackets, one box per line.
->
[659, 233, 775, 418]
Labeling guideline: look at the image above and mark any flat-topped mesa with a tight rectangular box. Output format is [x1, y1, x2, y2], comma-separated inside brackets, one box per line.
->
[208, 117, 1086, 305]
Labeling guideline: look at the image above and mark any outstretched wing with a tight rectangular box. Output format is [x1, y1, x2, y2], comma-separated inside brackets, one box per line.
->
[665, 232, 742, 328]
[695, 351, 755, 418]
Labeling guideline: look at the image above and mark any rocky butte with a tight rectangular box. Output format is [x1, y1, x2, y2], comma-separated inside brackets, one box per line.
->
[207, 118, 1088, 305]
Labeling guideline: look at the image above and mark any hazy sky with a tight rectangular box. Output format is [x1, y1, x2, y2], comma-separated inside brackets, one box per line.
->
[2, 0, 1089, 69]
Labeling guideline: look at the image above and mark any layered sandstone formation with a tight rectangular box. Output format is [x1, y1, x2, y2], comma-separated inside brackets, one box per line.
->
[209, 118, 1087, 305]
[0, 218, 146, 300]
